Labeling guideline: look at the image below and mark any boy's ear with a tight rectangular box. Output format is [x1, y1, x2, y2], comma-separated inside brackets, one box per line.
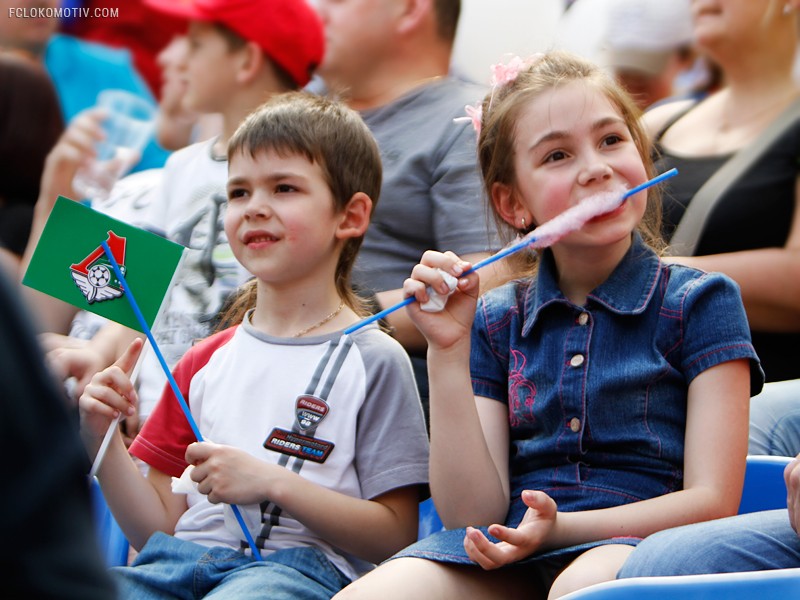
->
[235, 41, 266, 85]
[335, 192, 372, 240]
[491, 181, 530, 230]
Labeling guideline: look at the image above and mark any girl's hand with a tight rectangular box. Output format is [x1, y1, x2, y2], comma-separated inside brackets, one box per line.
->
[186, 442, 276, 506]
[463, 490, 558, 570]
[402, 250, 479, 349]
[78, 338, 142, 442]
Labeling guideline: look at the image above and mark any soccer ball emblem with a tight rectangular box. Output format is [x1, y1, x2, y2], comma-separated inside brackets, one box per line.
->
[87, 264, 111, 288]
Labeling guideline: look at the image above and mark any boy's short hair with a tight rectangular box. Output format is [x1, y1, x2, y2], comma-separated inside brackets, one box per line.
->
[144, 0, 324, 87]
[229, 91, 382, 213]
[228, 91, 382, 313]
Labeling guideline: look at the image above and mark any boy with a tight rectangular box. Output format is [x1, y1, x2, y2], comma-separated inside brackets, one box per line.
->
[81, 92, 429, 598]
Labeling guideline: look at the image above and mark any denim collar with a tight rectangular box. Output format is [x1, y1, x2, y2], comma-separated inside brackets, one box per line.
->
[522, 234, 661, 336]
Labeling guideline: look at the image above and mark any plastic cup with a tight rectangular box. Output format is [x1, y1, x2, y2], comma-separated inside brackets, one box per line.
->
[72, 89, 156, 203]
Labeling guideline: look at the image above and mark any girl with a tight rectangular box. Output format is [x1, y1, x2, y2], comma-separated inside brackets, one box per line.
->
[79, 92, 429, 599]
[335, 52, 763, 599]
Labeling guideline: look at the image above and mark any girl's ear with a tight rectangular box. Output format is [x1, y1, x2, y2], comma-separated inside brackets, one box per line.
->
[235, 41, 266, 84]
[491, 181, 530, 230]
[335, 192, 372, 240]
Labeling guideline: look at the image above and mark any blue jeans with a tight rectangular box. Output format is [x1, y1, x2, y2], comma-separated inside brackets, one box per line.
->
[749, 379, 800, 457]
[618, 510, 800, 577]
[111, 532, 351, 599]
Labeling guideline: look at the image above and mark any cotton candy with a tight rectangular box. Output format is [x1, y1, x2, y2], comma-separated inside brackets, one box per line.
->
[420, 185, 629, 313]
[520, 184, 628, 250]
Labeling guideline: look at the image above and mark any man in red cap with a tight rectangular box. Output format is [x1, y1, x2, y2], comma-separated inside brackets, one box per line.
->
[144, 0, 323, 92]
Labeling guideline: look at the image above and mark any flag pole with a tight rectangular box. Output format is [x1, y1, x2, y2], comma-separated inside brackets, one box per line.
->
[99, 240, 263, 561]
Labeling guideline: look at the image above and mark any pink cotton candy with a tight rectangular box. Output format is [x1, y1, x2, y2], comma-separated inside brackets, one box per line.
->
[418, 186, 630, 313]
[520, 185, 629, 250]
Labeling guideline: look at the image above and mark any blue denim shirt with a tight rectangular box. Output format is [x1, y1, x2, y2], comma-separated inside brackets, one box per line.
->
[471, 235, 763, 527]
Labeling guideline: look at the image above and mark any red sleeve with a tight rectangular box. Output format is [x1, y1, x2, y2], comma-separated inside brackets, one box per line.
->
[129, 327, 238, 477]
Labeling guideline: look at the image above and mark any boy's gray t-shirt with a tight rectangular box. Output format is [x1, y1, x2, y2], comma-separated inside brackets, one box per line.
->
[353, 77, 497, 292]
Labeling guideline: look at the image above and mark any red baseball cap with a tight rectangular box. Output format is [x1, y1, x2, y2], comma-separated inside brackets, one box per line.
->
[143, 0, 324, 87]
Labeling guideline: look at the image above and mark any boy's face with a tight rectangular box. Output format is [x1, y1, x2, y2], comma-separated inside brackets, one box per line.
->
[225, 149, 344, 287]
[183, 21, 243, 113]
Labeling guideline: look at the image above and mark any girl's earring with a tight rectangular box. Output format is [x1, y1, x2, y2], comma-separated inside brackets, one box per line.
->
[512, 217, 527, 243]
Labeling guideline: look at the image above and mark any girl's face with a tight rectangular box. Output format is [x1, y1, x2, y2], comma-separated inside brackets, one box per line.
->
[225, 149, 345, 288]
[503, 81, 648, 252]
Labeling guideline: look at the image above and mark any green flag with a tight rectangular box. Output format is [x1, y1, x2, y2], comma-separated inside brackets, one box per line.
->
[23, 196, 184, 333]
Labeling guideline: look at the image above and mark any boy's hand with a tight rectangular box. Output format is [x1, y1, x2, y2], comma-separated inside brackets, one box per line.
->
[186, 442, 276, 506]
[463, 490, 557, 569]
[78, 338, 142, 442]
[403, 250, 479, 350]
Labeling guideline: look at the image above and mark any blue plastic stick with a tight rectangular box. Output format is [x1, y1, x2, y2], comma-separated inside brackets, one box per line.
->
[343, 168, 678, 336]
[100, 241, 264, 561]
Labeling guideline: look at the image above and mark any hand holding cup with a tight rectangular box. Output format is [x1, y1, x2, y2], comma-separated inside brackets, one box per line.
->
[72, 89, 156, 202]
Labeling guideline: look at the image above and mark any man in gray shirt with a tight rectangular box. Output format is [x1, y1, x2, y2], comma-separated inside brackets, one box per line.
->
[314, 0, 499, 412]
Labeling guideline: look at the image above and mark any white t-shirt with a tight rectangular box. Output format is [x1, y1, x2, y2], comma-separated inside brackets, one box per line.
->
[130, 316, 429, 580]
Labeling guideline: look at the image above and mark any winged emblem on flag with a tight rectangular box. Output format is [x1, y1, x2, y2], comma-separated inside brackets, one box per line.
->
[70, 231, 127, 304]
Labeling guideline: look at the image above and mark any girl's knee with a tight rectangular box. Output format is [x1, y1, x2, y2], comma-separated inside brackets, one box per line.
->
[335, 557, 536, 600]
[548, 545, 634, 599]
[332, 558, 426, 600]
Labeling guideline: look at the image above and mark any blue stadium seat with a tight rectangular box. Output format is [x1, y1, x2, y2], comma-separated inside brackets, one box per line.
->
[738, 455, 791, 514]
[560, 568, 800, 599]
[90, 477, 130, 567]
[418, 496, 444, 540]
